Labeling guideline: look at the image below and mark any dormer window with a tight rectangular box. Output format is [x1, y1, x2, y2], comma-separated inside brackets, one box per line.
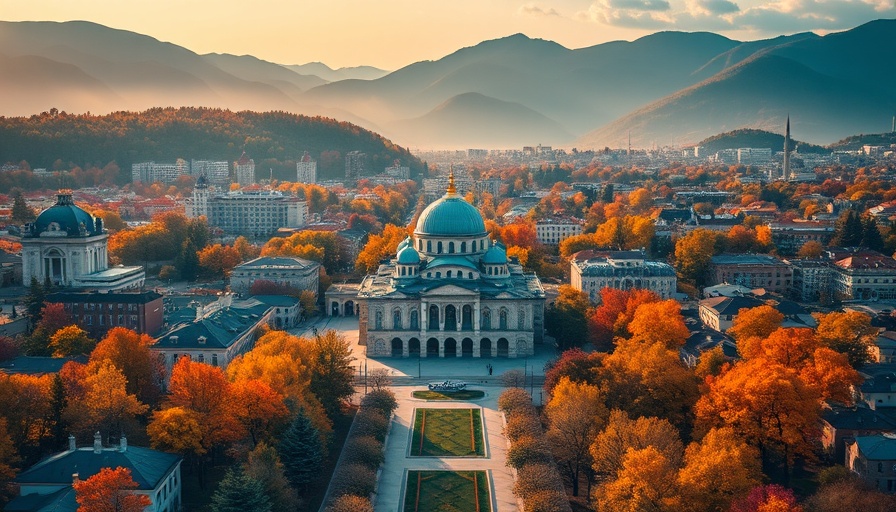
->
[198, 336, 207, 345]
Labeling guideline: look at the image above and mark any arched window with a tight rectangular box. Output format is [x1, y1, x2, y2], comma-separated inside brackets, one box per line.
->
[437, 241, 443, 253]
[212, 354, 218, 366]
[436, 272, 441, 278]
[461, 241, 466, 253]
[427, 241, 432, 252]
[447, 270, 452, 278]
[429, 305, 439, 330]
[393, 309, 402, 329]
[482, 309, 491, 330]
[499, 309, 508, 330]
[375, 310, 383, 330]
[410, 310, 419, 330]
[468, 272, 473, 279]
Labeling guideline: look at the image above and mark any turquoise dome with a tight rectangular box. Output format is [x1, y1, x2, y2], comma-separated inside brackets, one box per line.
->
[415, 195, 486, 237]
[397, 236, 411, 253]
[397, 246, 421, 264]
[482, 244, 507, 264]
[28, 193, 100, 238]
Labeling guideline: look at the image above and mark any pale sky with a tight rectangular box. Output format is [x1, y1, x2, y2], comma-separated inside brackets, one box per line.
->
[2, 0, 893, 69]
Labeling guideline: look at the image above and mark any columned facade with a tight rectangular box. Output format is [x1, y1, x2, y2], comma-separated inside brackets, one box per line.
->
[356, 173, 545, 358]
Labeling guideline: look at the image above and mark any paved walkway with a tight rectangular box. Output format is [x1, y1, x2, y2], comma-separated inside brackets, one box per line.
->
[291, 315, 559, 511]
[373, 386, 518, 512]
[290, 315, 555, 404]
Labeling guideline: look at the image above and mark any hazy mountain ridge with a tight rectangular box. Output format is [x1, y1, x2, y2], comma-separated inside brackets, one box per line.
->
[696, 129, 828, 155]
[1, 19, 894, 149]
[575, 20, 896, 149]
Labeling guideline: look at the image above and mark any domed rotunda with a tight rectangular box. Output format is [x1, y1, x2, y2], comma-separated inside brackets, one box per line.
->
[344, 173, 545, 359]
[21, 191, 145, 291]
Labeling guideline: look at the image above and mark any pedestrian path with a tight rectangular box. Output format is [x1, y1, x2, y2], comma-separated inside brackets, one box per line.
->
[374, 386, 518, 512]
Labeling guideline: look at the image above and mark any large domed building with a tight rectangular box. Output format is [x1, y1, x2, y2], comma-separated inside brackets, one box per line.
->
[21, 192, 144, 291]
[348, 175, 545, 358]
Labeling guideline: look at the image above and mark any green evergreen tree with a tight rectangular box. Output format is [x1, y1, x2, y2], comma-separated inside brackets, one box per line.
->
[601, 183, 614, 204]
[861, 216, 886, 252]
[832, 210, 863, 247]
[244, 442, 300, 511]
[49, 374, 68, 450]
[176, 240, 200, 281]
[278, 409, 324, 489]
[210, 467, 271, 512]
[24, 277, 45, 327]
[11, 191, 35, 223]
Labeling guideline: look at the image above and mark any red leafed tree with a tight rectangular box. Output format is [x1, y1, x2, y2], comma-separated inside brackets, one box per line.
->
[73, 466, 151, 512]
[730, 484, 802, 512]
[588, 288, 660, 347]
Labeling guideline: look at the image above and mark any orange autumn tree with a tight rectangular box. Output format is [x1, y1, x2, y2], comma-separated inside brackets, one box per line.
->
[197, 244, 242, 278]
[90, 328, 163, 406]
[694, 358, 820, 478]
[627, 300, 690, 349]
[727, 305, 784, 359]
[74, 466, 151, 512]
[588, 288, 661, 347]
[355, 224, 409, 274]
[230, 379, 290, 447]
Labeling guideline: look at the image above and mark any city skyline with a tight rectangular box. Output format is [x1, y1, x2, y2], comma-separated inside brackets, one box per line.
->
[3, 0, 892, 69]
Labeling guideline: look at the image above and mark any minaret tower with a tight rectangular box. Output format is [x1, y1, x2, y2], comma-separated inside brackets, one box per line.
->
[783, 115, 792, 180]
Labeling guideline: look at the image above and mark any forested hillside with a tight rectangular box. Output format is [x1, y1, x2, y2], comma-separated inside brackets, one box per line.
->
[0, 107, 422, 181]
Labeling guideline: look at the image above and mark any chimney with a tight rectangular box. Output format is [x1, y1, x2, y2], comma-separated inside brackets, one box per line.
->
[119, 434, 127, 452]
[93, 431, 102, 454]
[72, 473, 79, 484]
[68, 434, 76, 451]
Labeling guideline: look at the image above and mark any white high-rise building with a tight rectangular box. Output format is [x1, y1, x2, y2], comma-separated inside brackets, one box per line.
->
[234, 152, 256, 186]
[131, 159, 189, 184]
[191, 160, 229, 185]
[207, 190, 307, 236]
[296, 151, 317, 184]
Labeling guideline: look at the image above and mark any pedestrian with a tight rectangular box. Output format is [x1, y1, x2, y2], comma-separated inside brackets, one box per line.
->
[488, 364, 493, 376]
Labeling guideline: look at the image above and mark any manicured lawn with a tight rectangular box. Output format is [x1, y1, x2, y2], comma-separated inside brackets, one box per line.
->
[412, 390, 485, 401]
[404, 470, 491, 512]
[411, 408, 485, 457]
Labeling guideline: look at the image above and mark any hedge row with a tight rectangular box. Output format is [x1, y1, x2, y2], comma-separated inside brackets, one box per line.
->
[498, 389, 573, 512]
[324, 389, 398, 511]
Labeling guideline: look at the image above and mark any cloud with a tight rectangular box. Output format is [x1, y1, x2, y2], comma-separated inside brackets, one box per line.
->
[733, 0, 894, 33]
[693, 0, 740, 15]
[608, 0, 672, 11]
[518, 3, 562, 17]
[579, 0, 893, 34]
[579, 0, 675, 28]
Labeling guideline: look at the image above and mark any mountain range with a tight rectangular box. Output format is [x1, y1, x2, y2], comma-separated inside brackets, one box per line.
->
[0, 19, 894, 149]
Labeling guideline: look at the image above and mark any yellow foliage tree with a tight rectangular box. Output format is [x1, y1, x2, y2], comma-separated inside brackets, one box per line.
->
[544, 377, 608, 497]
[49, 325, 95, 357]
[147, 406, 206, 455]
[595, 446, 681, 512]
[355, 224, 409, 273]
[79, 362, 148, 438]
[677, 427, 761, 512]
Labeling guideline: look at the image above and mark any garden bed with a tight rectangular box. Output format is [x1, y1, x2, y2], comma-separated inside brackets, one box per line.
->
[404, 470, 491, 512]
[410, 408, 485, 457]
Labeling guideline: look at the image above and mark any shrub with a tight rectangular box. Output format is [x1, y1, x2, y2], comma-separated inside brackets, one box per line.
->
[503, 413, 542, 443]
[524, 490, 572, 512]
[325, 495, 374, 512]
[514, 463, 565, 501]
[353, 409, 390, 441]
[361, 389, 398, 417]
[502, 369, 527, 388]
[330, 463, 376, 499]
[505, 435, 553, 469]
[498, 388, 534, 416]
[342, 435, 385, 470]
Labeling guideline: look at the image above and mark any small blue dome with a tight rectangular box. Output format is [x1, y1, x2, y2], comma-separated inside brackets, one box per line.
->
[482, 243, 507, 264]
[397, 236, 411, 253]
[28, 192, 100, 238]
[415, 195, 486, 237]
[397, 246, 421, 264]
